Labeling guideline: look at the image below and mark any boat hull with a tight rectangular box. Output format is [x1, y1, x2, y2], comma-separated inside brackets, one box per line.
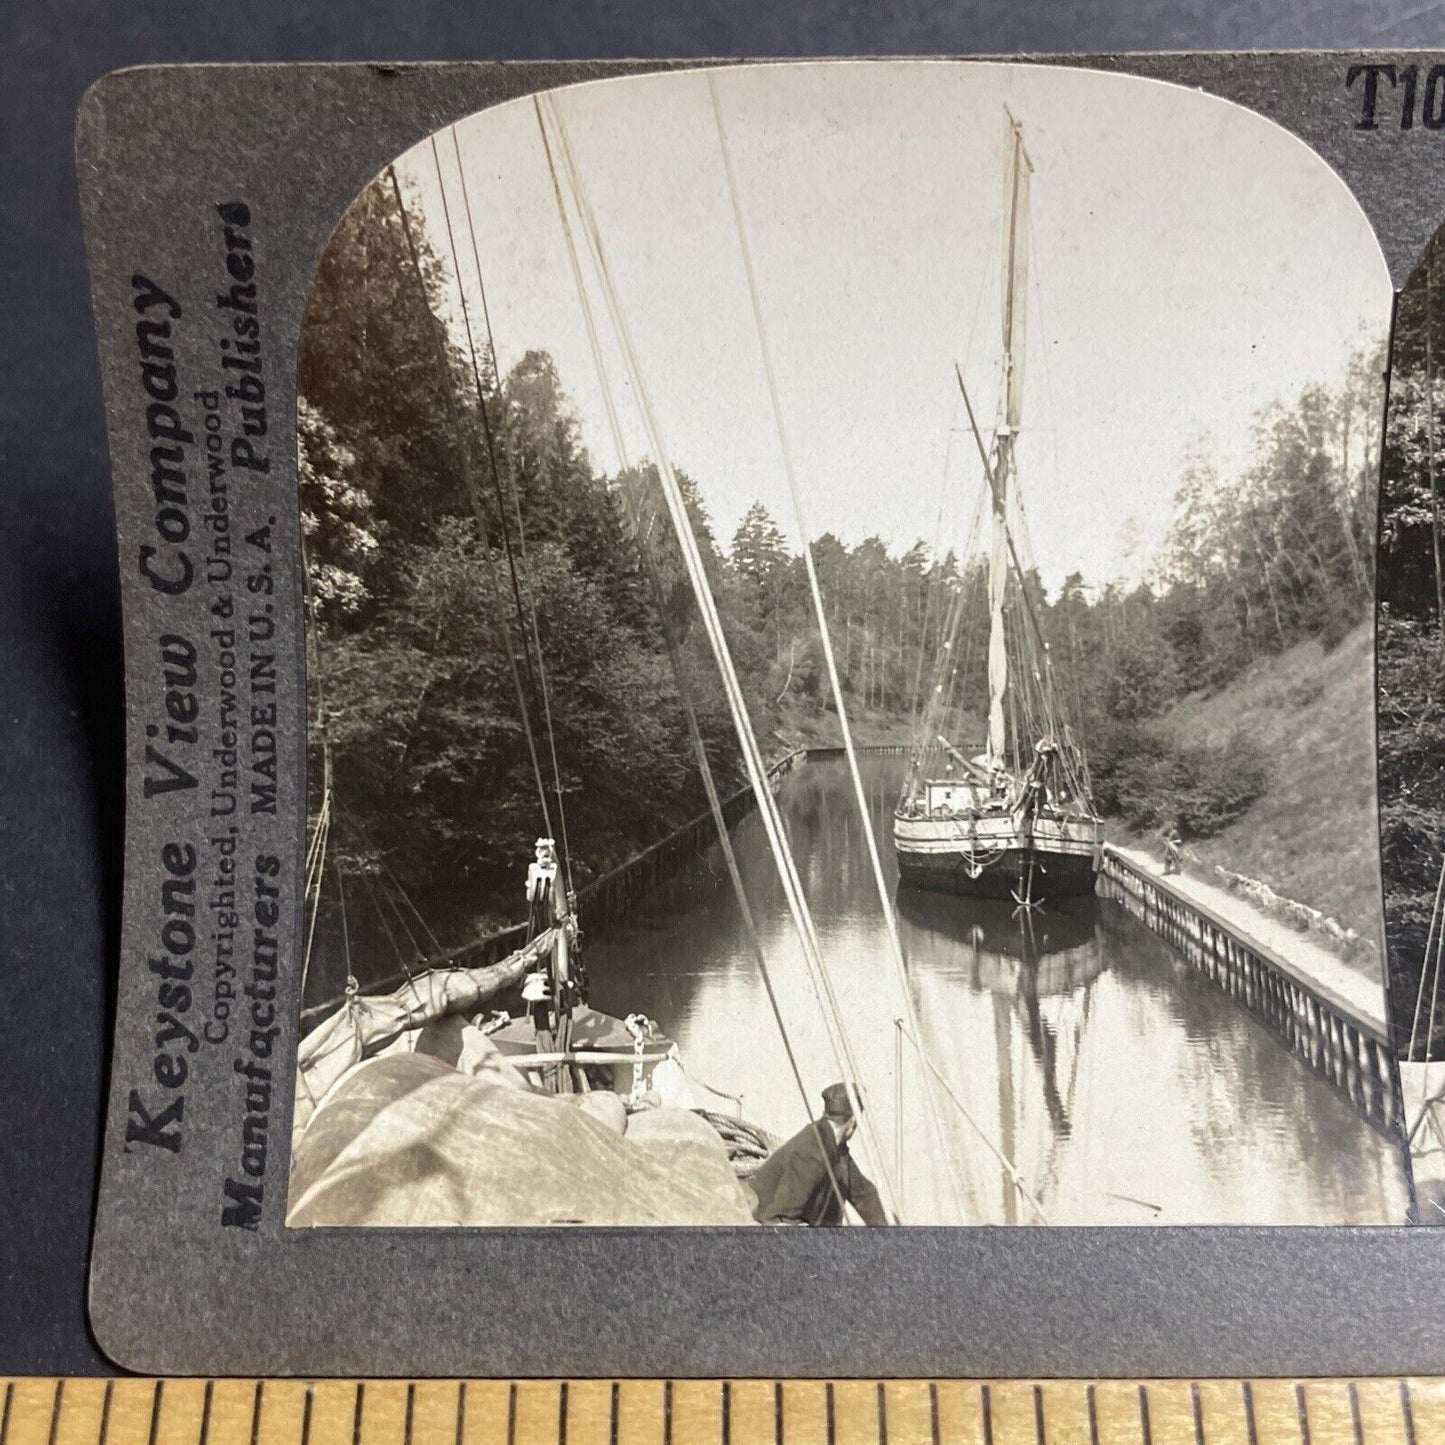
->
[896, 845, 1098, 899]
[893, 811, 1100, 900]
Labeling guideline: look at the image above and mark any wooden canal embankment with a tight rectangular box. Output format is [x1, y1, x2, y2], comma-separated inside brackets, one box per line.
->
[1100, 844, 1403, 1135]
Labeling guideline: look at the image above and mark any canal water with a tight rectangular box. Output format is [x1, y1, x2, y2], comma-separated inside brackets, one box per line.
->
[587, 753, 1413, 1225]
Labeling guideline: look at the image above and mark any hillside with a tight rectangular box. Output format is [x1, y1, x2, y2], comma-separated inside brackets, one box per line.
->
[771, 694, 916, 751]
[1147, 623, 1381, 947]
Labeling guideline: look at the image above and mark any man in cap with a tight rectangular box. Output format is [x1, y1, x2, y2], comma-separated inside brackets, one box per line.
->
[748, 1082, 891, 1226]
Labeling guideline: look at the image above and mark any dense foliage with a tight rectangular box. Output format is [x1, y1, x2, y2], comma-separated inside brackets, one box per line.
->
[1377, 233, 1445, 1050]
[300, 170, 1381, 995]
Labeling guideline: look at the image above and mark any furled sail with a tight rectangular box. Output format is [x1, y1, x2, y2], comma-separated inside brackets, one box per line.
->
[986, 115, 1033, 769]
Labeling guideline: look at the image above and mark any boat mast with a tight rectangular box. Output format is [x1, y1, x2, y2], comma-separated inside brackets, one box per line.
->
[986, 113, 1032, 770]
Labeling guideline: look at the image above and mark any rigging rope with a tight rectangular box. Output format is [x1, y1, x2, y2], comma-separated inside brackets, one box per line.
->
[707, 71, 966, 1221]
[541, 89, 904, 1220]
[1408, 851, 1445, 1061]
[1409, 851, 1445, 1066]
[446, 127, 577, 898]
[535, 92, 855, 1220]
[897, 1024, 1049, 1224]
[955, 366, 1093, 806]
[300, 555, 336, 1009]
[387, 162, 556, 844]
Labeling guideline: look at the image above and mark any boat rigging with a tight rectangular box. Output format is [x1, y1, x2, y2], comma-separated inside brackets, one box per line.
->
[894, 113, 1102, 905]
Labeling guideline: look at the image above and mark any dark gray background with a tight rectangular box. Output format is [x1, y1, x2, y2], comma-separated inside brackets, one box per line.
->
[5, 2, 1445, 1380]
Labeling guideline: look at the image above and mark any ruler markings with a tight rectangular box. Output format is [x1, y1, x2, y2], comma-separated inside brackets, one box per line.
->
[6, 1385, 1445, 1444]
[728, 1384, 777, 1445]
[459, 1384, 507, 1445]
[1403, 1379, 1445, 1444]
[1087, 1383, 1143, 1445]
[882, 1382, 932, 1445]
[615, 1382, 664, 1445]
[407, 1386, 455, 1445]
[97, 1382, 153, 1445]
[512, 1383, 560, 1445]
[1354, 1380, 1409, 1445]
[1137, 1382, 1199, 1444]
[667, 1383, 720, 1445]
[302, 1384, 361, 1445]
[1035, 1384, 1091, 1445]
[826, 1383, 873, 1445]
[1191, 1382, 1247, 1445]
[1247, 1382, 1303, 1445]
[360, 1381, 409, 1445]
[1301, 1387, 1353, 1445]
[984, 1379, 1040, 1444]
[779, 1385, 824, 1445]
[155, 1381, 208, 1445]
[53, 1379, 107, 1445]
[1397, 1383, 1415, 1445]
[926, 1385, 975, 1445]
[47, 1379, 65, 1445]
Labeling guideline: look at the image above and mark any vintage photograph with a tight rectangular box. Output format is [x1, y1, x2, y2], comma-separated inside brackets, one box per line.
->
[288, 61, 1413, 1227]
[1378, 223, 1445, 1221]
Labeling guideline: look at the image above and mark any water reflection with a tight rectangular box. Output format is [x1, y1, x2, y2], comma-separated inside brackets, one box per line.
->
[578, 757, 1411, 1223]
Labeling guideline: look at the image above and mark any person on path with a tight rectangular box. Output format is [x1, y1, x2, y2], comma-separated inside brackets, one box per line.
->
[1163, 825, 1183, 876]
[749, 1082, 891, 1226]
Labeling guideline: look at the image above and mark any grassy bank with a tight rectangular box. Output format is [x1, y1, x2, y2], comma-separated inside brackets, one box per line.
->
[1140, 622, 1381, 950]
[771, 695, 917, 752]
[764, 630, 1382, 965]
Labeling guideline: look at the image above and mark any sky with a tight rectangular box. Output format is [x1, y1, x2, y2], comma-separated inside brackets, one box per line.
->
[394, 61, 1392, 591]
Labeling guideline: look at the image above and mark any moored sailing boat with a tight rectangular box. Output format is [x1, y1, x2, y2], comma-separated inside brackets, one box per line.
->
[894, 114, 1101, 904]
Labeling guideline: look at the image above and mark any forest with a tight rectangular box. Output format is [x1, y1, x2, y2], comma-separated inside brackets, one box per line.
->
[1377, 230, 1445, 1054]
[300, 168, 1384, 994]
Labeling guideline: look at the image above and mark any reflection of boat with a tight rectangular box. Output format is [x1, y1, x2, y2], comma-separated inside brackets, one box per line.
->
[896, 887, 1104, 997]
[894, 114, 1100, 903]
[899, 887, 1104, 1203]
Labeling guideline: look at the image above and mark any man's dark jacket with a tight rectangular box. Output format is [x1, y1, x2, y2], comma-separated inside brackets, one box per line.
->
[749, 1117, 888, 1225]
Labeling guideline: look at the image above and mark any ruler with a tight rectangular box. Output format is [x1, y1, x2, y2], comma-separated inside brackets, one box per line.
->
[3, 1379, 1444, 1445]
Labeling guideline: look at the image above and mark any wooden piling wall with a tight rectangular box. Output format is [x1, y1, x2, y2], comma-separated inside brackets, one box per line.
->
[1100, 845, 1402, 1136]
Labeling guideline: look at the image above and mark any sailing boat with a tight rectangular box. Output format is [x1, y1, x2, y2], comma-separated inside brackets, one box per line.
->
[893, 114, 1101, 903]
